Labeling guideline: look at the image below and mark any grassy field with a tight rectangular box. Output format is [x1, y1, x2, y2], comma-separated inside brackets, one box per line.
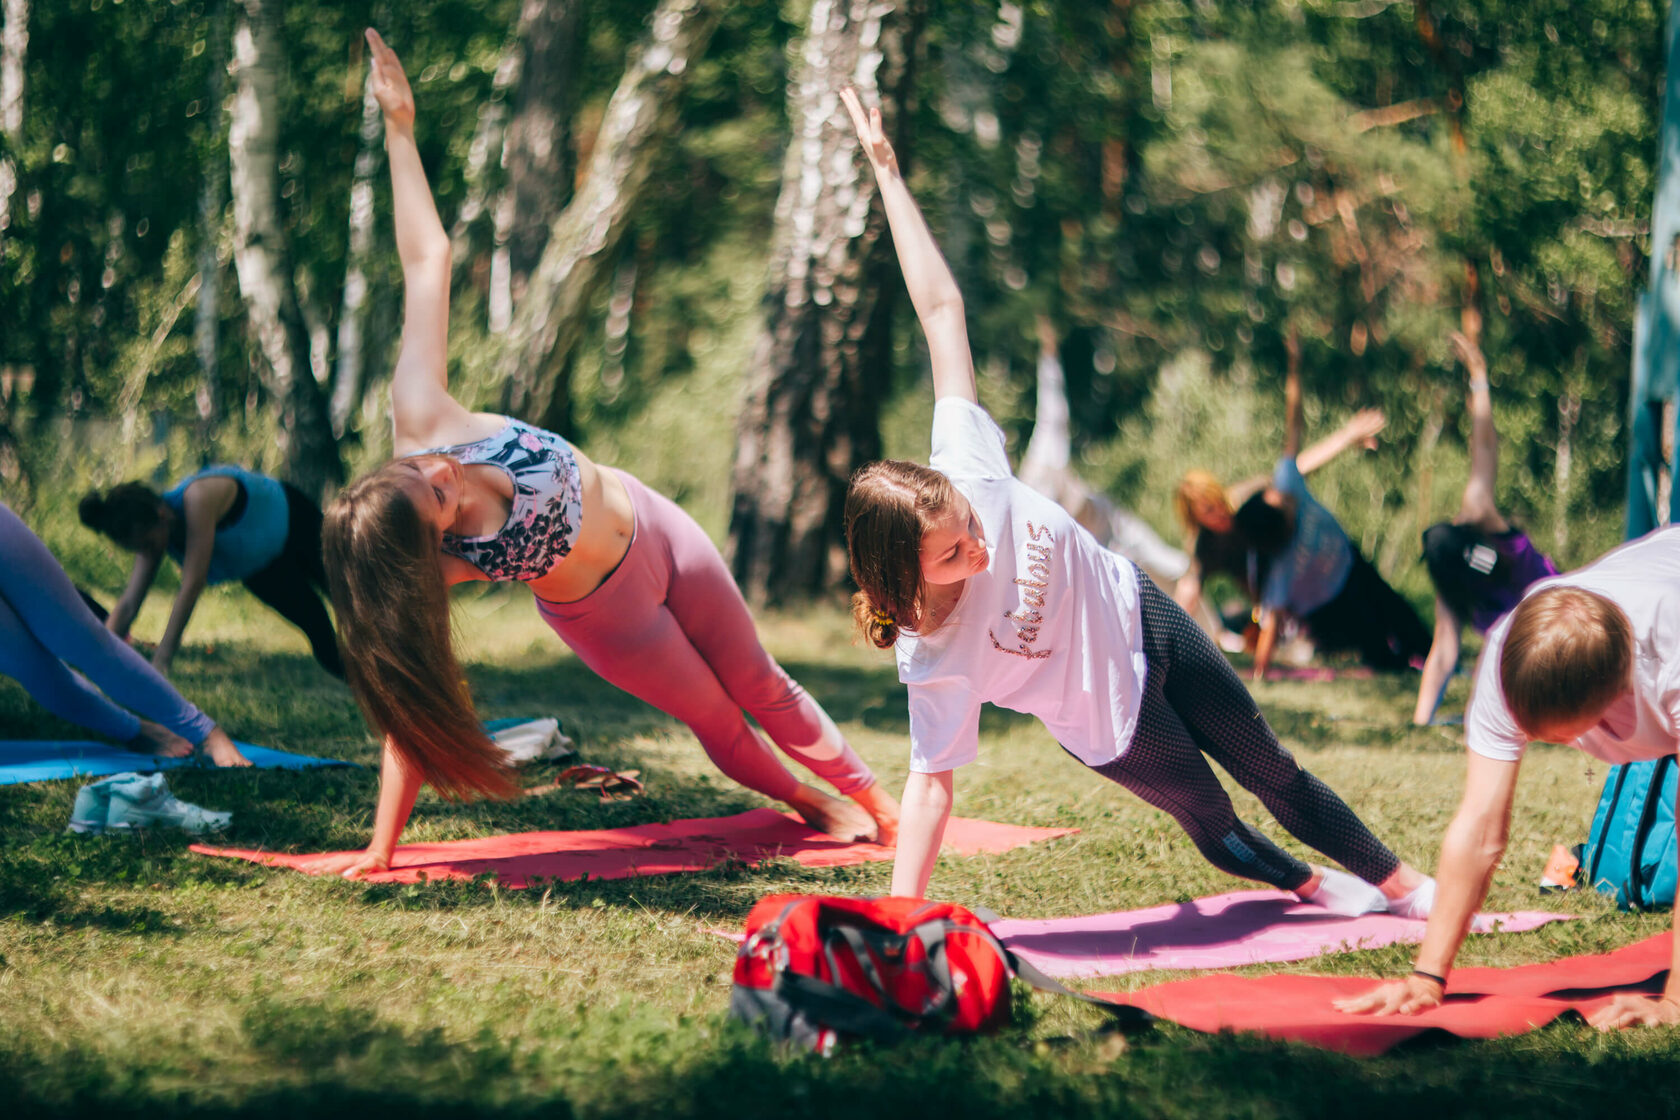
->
[1, 584, 1675, 1118]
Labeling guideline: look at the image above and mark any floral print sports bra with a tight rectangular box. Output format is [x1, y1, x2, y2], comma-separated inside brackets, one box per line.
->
[411, 418, 584, 582]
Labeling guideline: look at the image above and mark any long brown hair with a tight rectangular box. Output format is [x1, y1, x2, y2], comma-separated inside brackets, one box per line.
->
[844, 460, 957, 650]
[1499, 586, 1633, 737]
[322, 460, 518, 800]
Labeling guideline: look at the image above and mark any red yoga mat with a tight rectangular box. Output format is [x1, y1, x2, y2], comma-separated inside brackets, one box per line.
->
[191, 808, 1075, 887]
[1090, 934, 1672, 1055]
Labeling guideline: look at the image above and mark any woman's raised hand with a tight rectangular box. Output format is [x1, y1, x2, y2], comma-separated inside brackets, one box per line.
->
[1345, 407, 1387, 451]
[1449, 330, 1488, 381]
[840, 88, 898, 177]
[365, 28, 415, 132]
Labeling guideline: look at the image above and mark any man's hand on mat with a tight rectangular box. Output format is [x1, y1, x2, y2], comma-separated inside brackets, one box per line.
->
[1334, 974, 1443, 1016]
[787, 783, 879, 843]
[300, 850, 392, 879]
[130, 720, 194, 759]
[851, 782, 901, 848]
[1586, 993, 1680, 1031]
[198, 727, 252, 767]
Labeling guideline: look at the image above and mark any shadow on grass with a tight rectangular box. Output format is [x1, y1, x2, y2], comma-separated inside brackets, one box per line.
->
[2, 1005, 1677, 1119]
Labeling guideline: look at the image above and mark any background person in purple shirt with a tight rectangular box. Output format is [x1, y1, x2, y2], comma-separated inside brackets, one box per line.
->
[1412, 329, 1560, 725]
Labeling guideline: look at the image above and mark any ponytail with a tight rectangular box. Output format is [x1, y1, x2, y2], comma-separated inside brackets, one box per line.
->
[323, 462, 517, 801]
[79, 482, 164, 545]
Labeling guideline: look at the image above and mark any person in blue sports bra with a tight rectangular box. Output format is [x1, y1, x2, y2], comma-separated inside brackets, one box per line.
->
[79, 466, 344, 678]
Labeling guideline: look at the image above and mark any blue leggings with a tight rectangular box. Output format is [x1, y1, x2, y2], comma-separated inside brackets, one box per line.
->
[0, 503, 215, 744]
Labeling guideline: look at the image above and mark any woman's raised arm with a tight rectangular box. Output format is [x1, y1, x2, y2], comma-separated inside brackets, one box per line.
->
[366, 28, 471, 450]
[840, 89, 976, 405]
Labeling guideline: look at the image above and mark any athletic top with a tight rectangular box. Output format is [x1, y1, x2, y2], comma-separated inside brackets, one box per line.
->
[412, 418, 584, 582]
[1467, 527, 1680, 765]
[162, 466, 289, 584]
[1256, 457, 1353, 616]
[1467, 530, 1559, 633]
[895, 398, 1147, 774]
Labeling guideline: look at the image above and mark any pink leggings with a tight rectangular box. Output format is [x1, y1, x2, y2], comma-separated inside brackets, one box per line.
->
[535, 471, 875, 803]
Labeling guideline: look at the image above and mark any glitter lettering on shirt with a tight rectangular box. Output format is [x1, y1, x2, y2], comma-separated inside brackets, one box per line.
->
[989, 521, 1055, 660]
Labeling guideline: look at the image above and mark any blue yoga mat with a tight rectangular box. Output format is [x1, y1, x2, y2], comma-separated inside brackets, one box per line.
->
[0, 739, 354, 785]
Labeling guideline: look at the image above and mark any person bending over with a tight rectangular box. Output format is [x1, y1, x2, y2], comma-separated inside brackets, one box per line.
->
[81, 466, 343, 678]
[304, 32, 898, 879]
[1340, 527, 1680, 1030]
[839, 88, 1433, 916]
[1412, 329, 1558, 725]
[1221, 361, 1428, 681]
[1173, 406, 1388, 653]
[0, 502, 249, 766]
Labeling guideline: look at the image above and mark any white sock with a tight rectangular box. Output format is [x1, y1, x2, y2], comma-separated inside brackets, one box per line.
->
[1300, 867, 1387, 916]
[1386, 877, 1437, 921]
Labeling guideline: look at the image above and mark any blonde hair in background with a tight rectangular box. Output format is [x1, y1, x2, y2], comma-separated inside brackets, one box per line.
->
[1174, 469, 1230, 536]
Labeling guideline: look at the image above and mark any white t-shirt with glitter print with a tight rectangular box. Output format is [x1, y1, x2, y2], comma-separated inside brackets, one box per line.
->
[894, 398, 1148, 774]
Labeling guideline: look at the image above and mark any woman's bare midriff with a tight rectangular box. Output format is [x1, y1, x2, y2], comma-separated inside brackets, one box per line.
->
[524, 452, 635, 604]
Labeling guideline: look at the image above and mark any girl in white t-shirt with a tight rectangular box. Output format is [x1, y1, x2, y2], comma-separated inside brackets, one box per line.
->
[838, 90, 1436, 915]
[1341, 527, 1680, 1030]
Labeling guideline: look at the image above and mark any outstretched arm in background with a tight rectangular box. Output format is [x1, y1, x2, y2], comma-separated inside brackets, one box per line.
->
[1413, 598, 1463, 725]
[1452, 329, 1509, 535]
[366, 28, 480, 453]
[1295, 409, 1387, 476]
[840, 89, 976, 406]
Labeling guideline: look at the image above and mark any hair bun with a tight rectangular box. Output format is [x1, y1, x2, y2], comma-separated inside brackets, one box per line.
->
[77, 491, 107, 530]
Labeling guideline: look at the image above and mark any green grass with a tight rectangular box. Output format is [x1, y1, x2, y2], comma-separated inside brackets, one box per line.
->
[1, 585, 1675, 1117]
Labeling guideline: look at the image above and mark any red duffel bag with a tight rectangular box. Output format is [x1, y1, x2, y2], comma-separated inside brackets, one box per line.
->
[729, 894, 1150, 1053]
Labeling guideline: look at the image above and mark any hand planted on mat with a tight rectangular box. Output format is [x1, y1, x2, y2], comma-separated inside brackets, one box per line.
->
[299, 850, 391, 879]
[787, 783, 879, 843]
[1586, 993, 1680, 1031]
[1333, 974, 1443, 1016]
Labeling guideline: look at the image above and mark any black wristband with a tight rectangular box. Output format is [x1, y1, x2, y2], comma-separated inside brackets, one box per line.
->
[1410, 969, 1447, 988]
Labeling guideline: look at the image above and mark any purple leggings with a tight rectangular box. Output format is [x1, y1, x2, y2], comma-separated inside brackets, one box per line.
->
[0, 502, 215, 744]
[535, 471, 874, 803]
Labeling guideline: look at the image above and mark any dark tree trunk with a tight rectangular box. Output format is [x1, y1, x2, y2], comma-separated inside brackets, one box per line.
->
[498, 0, 722, 436]
[227, 0, 341, 498]
[499, 0, 577, 312]
[727, 0, 924, 605]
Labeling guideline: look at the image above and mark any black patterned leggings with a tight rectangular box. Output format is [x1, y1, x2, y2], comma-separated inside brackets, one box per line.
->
[1091, 574, 1401, 891]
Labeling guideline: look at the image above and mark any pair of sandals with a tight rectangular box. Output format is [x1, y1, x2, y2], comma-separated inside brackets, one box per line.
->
[526, 764, 644, 802]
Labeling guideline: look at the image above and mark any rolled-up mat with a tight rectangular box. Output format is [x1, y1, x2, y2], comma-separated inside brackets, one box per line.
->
[1088, 933, 1670, 1055]
[0, 738, 352, 785]
[192, 808, 1076, 887]
[989, 889, 1574, 979]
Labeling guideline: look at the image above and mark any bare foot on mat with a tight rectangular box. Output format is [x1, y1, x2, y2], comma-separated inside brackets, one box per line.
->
[198, 727, 253, 767]
[131, 720, 193, 758]
[786, 784, 877, 843]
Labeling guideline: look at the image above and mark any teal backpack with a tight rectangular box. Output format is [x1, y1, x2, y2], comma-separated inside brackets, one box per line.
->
[1582, 757, 1677, 910]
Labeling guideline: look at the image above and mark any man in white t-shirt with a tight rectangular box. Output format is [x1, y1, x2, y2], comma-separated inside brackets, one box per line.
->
[1341, 527, 1680, 1030]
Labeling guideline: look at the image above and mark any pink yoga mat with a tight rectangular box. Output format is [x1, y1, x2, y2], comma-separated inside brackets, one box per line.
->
[1091, 933, 1671, 1056]
[989, 889, 1574, 979]
[191, 808, 1075, 887]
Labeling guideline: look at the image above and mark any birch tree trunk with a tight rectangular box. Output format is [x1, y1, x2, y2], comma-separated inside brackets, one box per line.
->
[0, 0, 27, 248]
[498, 0, 722, 434]
[330, 64, 383, 438]
[727, 0, 924, 604]
[194, 0, 228, 437]
[228, 0, 340, 497]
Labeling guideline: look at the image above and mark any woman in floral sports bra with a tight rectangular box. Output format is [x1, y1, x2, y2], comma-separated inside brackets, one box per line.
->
[305, 31, 897, 879]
